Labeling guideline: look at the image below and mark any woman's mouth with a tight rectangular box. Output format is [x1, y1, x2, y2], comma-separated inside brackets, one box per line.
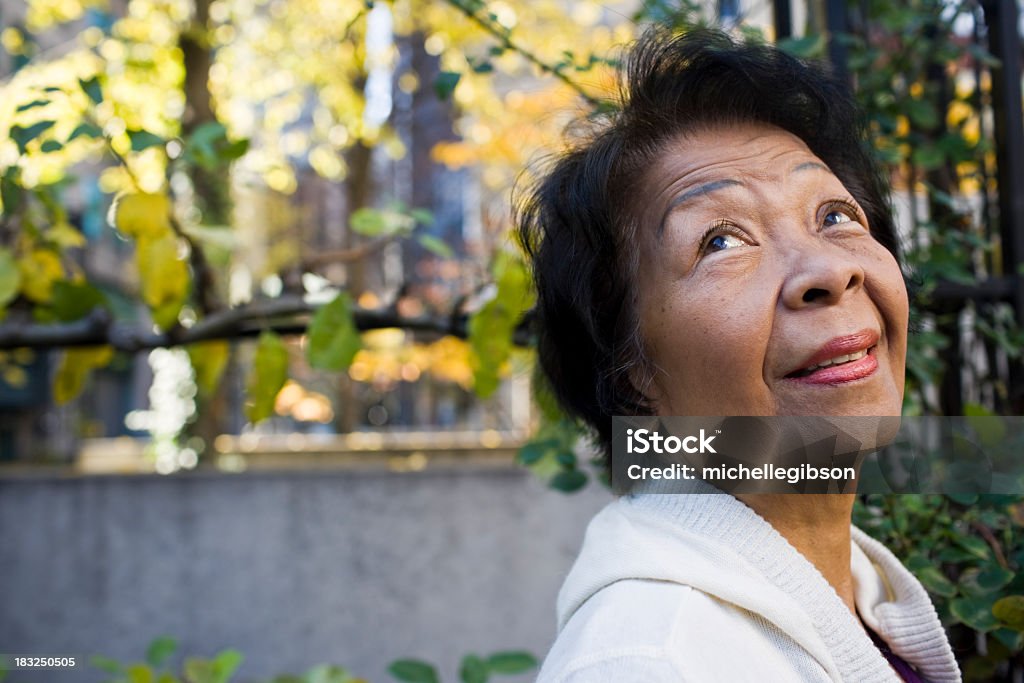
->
[785, 346, 878, 384]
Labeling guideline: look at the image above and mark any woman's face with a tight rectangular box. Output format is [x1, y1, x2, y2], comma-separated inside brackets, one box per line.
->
[635, 122, 909, 418]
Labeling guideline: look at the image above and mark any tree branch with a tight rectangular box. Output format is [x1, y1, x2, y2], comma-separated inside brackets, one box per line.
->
[444, 0, 604, 109]
[301, 234, 397, 269]
[0, 296, 535, 352]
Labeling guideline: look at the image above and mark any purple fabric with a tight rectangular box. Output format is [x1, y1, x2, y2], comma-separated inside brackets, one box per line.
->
[868, 628, 930, 683]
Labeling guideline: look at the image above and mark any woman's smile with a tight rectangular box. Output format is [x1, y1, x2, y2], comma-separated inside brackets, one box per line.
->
[783, 329, 878, 383]
[635, 122, 909, 418]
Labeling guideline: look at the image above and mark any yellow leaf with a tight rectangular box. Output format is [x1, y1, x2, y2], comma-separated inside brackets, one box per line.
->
[2, 365, 28, 388]
[17, 248, 63, 303]
[47, 221, 87, 248]
[53, 345, 114, 405]
[245, 331, 289, 423]
[114, 192, 172, 239]
[136, 232, 189, 329]
[187, 340, 230, 395]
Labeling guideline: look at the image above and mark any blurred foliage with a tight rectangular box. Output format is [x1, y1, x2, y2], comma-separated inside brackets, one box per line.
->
[0, 0, 623, 453]
[75, 636, 536, 683]
[388, 650, 536, 683]
[833, 5, 1024, 673]
[834, 0, 1023, 416]
[854, 494, 1024, 681]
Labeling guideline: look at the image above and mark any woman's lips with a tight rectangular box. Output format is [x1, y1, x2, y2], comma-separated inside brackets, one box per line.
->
[785, 346, 879, 384]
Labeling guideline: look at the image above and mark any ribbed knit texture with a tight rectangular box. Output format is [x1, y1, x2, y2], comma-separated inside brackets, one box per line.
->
[549, 487, 961, 682]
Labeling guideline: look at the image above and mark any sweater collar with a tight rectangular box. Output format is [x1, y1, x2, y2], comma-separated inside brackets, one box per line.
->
[558, 489, 960, 682]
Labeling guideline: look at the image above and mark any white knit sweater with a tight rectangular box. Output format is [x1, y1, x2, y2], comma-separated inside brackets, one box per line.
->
[538, 490, 962, 682]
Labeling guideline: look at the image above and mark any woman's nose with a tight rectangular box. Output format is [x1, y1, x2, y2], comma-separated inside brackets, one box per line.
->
[780, 248, 866, 309]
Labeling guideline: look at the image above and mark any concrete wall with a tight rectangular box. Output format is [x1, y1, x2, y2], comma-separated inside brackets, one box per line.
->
[0, 462, 611, 683]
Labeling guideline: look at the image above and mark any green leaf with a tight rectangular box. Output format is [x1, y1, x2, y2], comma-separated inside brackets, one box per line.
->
[1, 167, 21, 214]
[992, 627, 1024, 653]
[40, 139, 63, 153]
[212, 650, 242, 682]
[518, 440, 555, 465]
[914, 565, 957, 597]
[307, 292, 361, 371]
[300, 664, 357, 683]
[246, 331, 289, 423]
[0, 248, 22, 309]
[409, 208, 434, 226]
[458, 654, 487, 683]
[434, 71, 461, 100]
[146, 636, 177, 668]
[221, 138, 250, 161]
[16, 99, 49, 112]
[468, 252, 534, 398]
[485, 651, 537, 674]
[905, 98, 939, 129]
[777, 34, 826, 58]
[51, 280, 106, 321]
[79, 76, 103, 104]
[182, 651, 242, 683]
[350, 207, 388, 236]
[417, 234, 454, 259]
[550, 469, 587, 493]
[128, 129, 166, 152]
[387, 659, 439, 683]
[911, 144, 945, 170]
[68, 122, 104, 142]
[955, 535, 992, 561]
[951, 595, 1000, 632]
[993, 596, 1024, 631]
[184, 122, 247, 170]
[555, 450, 577, 467]
[960, 566, 1015, 597]
[90, 655, 124, 674]
[10, 120, 56, 154]
[189, 122, 229, 151]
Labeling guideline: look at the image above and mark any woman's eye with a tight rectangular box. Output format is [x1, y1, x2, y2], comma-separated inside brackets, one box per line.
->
[823, 208, 856, 227]
[706, 234, 746, 252]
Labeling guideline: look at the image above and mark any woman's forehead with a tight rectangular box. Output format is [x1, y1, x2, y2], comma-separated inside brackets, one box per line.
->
[651, 123, 828, 186]
[635, 123, 850, 232]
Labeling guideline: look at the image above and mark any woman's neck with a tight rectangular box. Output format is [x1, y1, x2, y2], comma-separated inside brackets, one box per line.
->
[735, 493, 858, 616]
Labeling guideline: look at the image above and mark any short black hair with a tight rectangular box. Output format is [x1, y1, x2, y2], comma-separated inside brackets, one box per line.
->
[515, 27, 900, 464]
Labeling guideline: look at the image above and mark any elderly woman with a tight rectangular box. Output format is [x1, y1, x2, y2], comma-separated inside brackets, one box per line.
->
[518, 28, 961, 683]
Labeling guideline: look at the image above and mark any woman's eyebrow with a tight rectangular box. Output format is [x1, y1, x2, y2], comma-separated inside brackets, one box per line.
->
[657, 179, 742, 238]
[655, 162, 831, 239]
[792, 161, 830, 174]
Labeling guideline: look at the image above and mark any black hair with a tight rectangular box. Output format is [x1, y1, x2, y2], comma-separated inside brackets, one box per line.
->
[515, 27, 901, 466]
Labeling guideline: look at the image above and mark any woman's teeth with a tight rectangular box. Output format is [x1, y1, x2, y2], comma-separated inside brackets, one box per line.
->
[803, 348, 868, 373]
